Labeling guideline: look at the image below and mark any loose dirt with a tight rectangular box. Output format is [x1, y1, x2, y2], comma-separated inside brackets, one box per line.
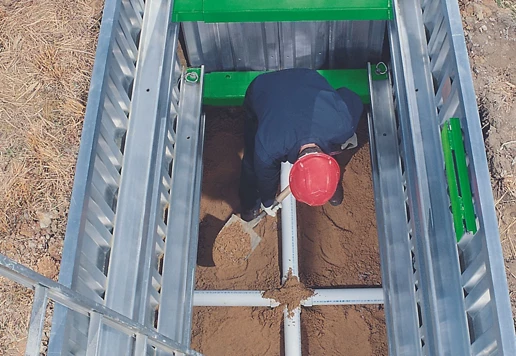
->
[212, 217, 253, 268]
[192, 107, 386, 355]
[263, 269, 315, 317]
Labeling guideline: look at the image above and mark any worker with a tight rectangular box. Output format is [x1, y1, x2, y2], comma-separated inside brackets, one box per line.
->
[239, 68, 364, 221]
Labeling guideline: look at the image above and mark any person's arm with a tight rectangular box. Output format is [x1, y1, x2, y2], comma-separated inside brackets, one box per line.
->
[254, 152, 281, 208]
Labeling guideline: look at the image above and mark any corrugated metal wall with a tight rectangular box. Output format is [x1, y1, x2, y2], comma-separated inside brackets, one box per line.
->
[182, 21, 387, 72]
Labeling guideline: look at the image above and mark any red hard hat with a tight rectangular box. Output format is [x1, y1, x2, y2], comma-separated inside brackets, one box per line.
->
[289, 153, 340, 206]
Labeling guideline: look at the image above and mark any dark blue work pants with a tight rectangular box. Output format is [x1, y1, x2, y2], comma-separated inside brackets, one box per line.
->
[238, 101, 261, 212]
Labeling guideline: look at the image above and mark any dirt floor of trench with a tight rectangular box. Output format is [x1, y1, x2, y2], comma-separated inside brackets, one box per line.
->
[192, 107, 386, 356]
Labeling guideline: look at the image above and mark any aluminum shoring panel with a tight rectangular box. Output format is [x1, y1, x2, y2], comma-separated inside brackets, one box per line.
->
[423, 0, 516, 353]
[135, 35, 181, 334]
[49, 0, 142, 353]
[97, 0, 180, 353]
[0, 254, 202, 356]
[182, 21, 386, 71]
[389, 0, 471, 353]
[157, 68, 205, 348]
[328, 21, 387, 69]
[367, 67, 422, 356]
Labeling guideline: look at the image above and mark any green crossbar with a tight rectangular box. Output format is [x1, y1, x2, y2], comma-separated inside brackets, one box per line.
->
[202, 69, 370, 106]
[441, 118, 478, 242]
[173, 0, 393, 22]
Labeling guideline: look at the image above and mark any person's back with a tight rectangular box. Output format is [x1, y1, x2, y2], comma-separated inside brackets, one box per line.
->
[245, 68, 361, 165]
[239, 68, 364, 220]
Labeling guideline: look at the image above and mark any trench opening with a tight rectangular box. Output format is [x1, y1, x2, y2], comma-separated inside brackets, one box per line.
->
[191, 106, 386, 355]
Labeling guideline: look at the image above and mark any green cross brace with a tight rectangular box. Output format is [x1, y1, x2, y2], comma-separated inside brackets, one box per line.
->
[202, 68, 371, 106]
[172, 0, 393, 23]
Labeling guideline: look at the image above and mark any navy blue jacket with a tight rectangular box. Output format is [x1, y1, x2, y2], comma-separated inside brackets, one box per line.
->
[244, 68, 363, 207]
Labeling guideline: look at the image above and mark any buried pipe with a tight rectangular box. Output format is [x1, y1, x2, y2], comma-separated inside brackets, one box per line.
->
[280, 162, 302, 356]
[306, 288, 384, 306]
[192, 288, 384, 307]
[193, 291, 279, 307]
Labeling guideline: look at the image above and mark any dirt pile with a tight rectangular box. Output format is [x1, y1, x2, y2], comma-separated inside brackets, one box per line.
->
[212, 217, 253, 268]
[263, 269, 314, 317]
[192, 107, 386, 355]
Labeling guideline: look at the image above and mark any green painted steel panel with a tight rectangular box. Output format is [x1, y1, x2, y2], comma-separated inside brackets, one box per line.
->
[203, 69, 370, 106]
[441, 118, 478, 242]
[173, 0, 203, 21]
[173, 0, 392, 22]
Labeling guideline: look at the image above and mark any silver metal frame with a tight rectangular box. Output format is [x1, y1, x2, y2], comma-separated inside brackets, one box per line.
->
[385, 0, 516, 354]
[47, 0, 206, 354]
[368, 67, 422, 355]
[49, 0, 144, 352]
[0, 254, 202, 356]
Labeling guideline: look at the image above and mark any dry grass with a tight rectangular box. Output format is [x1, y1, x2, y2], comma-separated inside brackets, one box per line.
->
[497, 0, 516, 15]
[0, 0, 103, 353]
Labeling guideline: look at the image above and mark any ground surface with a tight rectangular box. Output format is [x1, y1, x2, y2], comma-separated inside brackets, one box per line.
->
[0, 0, 514, 354]
[0, 0, 102, 354]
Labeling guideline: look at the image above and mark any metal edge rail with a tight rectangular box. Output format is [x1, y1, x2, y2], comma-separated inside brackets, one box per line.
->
[157, 67, 205, 347]
[96, 0, 180, 352]
[367, 64, 422, 355]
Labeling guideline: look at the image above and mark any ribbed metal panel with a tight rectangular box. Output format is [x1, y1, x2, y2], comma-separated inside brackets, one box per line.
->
[182, 21, 386, 71]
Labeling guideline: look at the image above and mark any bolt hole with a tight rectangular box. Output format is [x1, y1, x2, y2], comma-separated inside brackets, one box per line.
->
[186, 136, 191, 139]
[146, 88, 150, 92]
[225, 75, 231, 79]
[383, 133, 387, 137]
[415, 88, 419, 92]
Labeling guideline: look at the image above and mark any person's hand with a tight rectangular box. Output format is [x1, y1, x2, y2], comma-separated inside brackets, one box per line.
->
[261, 202, 281, 217]
[341, 133, 358, 150]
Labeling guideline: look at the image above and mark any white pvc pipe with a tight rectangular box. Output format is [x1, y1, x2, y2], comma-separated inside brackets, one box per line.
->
[193, 290, 279, 307]
[306, 288, 384, 306]
[192, 288, 384, 307]
[281, 162, 299, 280]
[280, 163, 302, 356]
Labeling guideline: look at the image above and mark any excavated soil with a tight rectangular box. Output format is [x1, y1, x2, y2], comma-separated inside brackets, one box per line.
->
[192, 107, 387, 355]
[212, 218, 253, 268]
[263, 269, 314, 317]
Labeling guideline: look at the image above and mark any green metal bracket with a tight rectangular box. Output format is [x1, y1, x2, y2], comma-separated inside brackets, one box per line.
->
[370, 62, 388, 81]
[172, 0, 393, 23]
[441, 118, 478, 242]
[185, 68, 201, 83]
[202, 69, 370, 106]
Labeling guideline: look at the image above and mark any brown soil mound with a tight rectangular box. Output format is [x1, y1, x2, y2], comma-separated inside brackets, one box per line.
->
[263, 269, 314, 317]
[212, 217, 252, 268]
